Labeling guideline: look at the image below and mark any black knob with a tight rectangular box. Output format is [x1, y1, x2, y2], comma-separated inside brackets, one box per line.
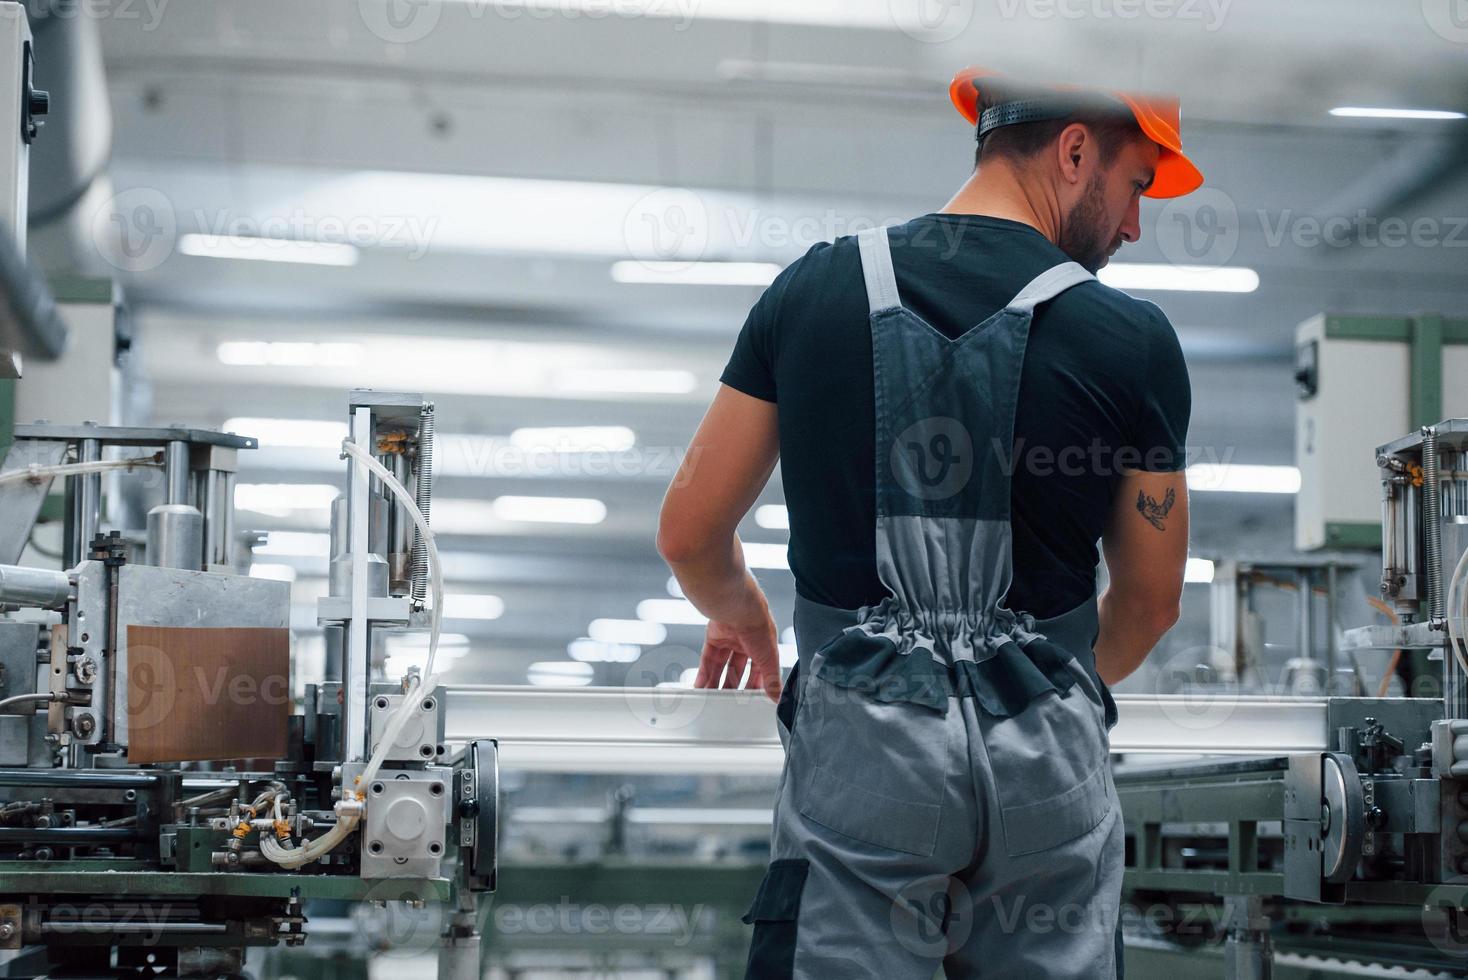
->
[458, 799, 479, 819]
[29, 88, 49, 118]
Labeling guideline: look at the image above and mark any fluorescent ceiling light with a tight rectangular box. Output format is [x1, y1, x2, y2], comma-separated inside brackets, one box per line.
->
[568, 638, 642, 663]
[527, 661, 595, 686]
[778, 644, 798, 668]
[1185, 558, 1215, 584]
[249, 563, 297, 583]
[666, 576, 684, 598]
[492, 495, 607, 525]
[384, 654, 459, 677]
[743, 541, 790, 570]
[1330, 106, 1466, 121]
[179, 234, 359, 267]
[431, 497, 607, 532]
[224, 418, 348, 450]
[384, 633, 469, 676]
[255, 531, 331, 558]
[610, 260, 782, 286]
[430, 499, 497, 535]
[235, 483, 339, 517]
[509, 426, 636, 453]
[1187, 463, 1301, 494]
[484, 0, 911, 30]
[385, 632, 470, 655]
[755, 505, 789, 530]
[780, 627, 796, 645]
[637, 598, 708, 626]
[183, 334, 704, 404]
[589, 618, 667, 646]
[442, 594, 505, 620]
[217, 342, 362, 368]
[552, 368, 698, 396]
[1099, 263, 1259, 294]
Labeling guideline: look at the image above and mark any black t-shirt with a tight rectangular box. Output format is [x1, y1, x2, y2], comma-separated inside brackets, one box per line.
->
[720, 213, 1191, 619]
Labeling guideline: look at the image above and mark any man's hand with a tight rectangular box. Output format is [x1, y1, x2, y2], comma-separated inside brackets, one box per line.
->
[658, 384, 783, 702]
[695, 604, 782, 702]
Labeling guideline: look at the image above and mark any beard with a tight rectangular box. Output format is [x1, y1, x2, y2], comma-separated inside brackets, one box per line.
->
[1057, 172, 1114, 274]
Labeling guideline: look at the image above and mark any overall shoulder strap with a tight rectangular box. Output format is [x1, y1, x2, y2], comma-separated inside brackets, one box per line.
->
[856, 225, 902, 314]
[1005, 261, 1094, 315]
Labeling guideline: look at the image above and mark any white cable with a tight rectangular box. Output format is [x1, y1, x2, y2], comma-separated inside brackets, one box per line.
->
[339, 439, 444, 791]
[258, 787, 367, 870]
[1444, 542, 1468, 689]
[261, 812, 361, 869]
[264, 440, 443, 868]
[1450, 543, 1468, 684]
[0, 456, 161, 487]
[259, 439, 444, 871]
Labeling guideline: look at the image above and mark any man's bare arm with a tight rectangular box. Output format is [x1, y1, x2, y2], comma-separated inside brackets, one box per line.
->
[657, 385, 782, 700]
[1093, 469, 1188, 685]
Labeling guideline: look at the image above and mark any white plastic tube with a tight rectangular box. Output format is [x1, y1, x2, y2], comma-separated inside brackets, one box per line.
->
[1448, 544, 1468, 682]
[260, 442, 445, 870]
[260, 810, 361, 869]
[339, 439, 443, 790]
[0, 456, 161, 487]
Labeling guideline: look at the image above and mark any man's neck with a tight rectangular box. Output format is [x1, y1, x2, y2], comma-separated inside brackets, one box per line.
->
[939, 164, 1062, 245]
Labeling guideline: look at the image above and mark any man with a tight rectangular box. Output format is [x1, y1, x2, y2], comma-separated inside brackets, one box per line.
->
[658, 65, 1200, 979]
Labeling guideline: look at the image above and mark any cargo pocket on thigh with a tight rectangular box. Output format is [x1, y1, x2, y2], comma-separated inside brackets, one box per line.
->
[791, 632, 953, 857]
[742, 858, 810, 980]
[971, 641, 1111, 857]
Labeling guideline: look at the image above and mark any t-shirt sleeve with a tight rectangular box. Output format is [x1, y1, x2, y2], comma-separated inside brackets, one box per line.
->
[1130, 302, 1191, 472]
[720, 298, 778, 402]
[719, 247, 817, 404]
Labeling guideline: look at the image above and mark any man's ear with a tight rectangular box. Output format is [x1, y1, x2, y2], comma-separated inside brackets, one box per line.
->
[1057, 123, 1089, 185]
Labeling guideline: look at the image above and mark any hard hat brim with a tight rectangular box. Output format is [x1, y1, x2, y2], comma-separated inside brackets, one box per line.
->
[949, 66, 1204, 199]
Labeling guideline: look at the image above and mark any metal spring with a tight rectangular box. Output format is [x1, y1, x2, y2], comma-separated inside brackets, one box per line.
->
[410, 404, 435, 609]
[1424, 426, 1444, 620]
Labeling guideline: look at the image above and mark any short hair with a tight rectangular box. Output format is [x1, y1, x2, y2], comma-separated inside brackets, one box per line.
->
[972, 82, 1146, 170]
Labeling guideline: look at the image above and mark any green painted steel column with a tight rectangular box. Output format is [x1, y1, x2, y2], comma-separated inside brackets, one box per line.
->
[1411, 314, 1444, 429]
[0, 377, 13, 458]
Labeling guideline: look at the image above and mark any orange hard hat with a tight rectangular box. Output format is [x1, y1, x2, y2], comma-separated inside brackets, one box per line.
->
[948, 65, 1203, 199]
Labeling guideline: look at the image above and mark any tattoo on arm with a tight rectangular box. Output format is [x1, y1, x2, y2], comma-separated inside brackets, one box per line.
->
[1136, 486, 1176, 532]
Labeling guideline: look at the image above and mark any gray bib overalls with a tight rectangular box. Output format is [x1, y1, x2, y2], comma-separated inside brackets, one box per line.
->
[741, 224, 1124, 979]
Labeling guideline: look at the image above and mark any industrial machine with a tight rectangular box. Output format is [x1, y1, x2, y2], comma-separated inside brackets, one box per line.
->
[0, 0, 64, 382]
[1294, 312, 1468, 552]
[0, 392, 499, 979]
[1115, 421, 1468, 978]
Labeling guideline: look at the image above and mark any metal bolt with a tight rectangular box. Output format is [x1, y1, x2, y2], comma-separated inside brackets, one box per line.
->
[74, 713, 95, 739]
[74, 658, 97, 684]
[0, 922, 14, 940]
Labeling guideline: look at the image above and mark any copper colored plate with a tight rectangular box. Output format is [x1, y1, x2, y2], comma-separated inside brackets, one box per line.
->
[126, 626, 290, 764]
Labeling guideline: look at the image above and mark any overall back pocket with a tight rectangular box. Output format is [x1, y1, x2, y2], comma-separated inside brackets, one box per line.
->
[788, 634, 955, 857]
[978, 662, 1111, 857]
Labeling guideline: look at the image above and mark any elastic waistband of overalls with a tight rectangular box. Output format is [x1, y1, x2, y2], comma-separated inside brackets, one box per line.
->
[790, 592, 1115, 724]
[793, 593, 1100, 671]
